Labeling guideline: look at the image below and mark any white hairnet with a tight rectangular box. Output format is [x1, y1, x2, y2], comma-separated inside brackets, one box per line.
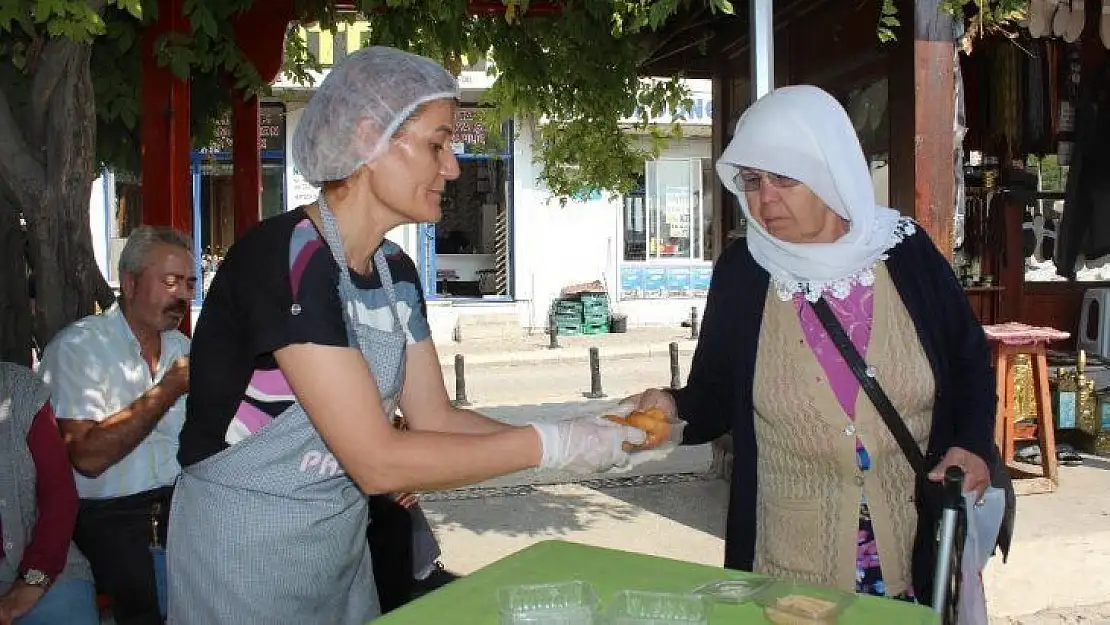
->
[291, 46, 459, 185]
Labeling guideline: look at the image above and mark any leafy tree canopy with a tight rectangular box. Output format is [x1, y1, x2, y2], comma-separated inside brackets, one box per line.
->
[1, 0, 737, 199]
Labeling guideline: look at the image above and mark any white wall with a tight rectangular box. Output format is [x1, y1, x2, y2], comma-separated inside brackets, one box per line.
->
[509, 128, 715, 329]
[89, 174, 110, 281]
[510, 124, 622, 329]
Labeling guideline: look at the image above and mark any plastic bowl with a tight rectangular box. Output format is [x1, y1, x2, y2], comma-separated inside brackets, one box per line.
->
[496, 581, 600, 625]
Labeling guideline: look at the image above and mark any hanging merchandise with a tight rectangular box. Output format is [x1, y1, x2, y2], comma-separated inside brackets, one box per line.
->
[1046, 42, 1061, 141]
[1023, 38, 1051, 155]
[1103, 0, 1110, 48]
[1054, 0, 1073, 37]
[1056, 58, 1110, 278]
[989, 41, 1022, 157]
[1064, 0, 1086, 43]
[1028, 0, 1050, 37]
[1057, 47, 1081, 166]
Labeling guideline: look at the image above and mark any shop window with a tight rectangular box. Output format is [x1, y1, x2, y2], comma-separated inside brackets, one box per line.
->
[623, 159, 707, 262]
[306, 31, 320, 63]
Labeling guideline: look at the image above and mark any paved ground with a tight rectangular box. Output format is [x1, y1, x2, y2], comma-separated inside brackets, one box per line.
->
[442, 351, 694, 410]
[436, 326, 699, 367]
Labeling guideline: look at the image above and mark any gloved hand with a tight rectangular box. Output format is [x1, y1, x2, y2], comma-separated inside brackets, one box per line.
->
[530, 416, 647, 474]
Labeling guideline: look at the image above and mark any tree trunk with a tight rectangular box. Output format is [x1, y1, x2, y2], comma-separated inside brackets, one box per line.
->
[0, 37, 115, 354]
[0, 186, 32, 366]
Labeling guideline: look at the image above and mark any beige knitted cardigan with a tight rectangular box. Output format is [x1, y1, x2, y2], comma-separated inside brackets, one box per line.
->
[751, 264, 935, 596]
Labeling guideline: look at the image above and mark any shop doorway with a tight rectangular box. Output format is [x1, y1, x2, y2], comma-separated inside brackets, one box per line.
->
[421, 156, 512, 300]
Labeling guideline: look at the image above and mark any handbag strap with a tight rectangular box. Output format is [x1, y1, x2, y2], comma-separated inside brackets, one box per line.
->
[810, 297, 931, 476]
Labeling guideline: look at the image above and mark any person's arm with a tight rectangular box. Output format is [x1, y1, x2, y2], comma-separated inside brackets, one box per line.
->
[0, 402, 78, 622]
[19, 402, 78, 581]
[42, 340, 189, 477]
[275, 344, 541, 494]
[667, 246, 741, 444]
[921, 233, 996, 462]
[398, 339, 514, 435]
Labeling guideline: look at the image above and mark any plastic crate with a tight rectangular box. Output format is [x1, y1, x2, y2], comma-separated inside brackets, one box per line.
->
[581, 323, 609, 335]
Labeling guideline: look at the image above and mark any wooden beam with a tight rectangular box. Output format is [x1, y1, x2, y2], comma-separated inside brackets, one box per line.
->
[232, 95, 262, 239]
[889, 0, 957, 259]
[140, 0, 192, 237]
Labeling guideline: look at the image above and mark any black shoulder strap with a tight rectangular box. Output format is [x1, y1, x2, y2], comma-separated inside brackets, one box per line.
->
[810, 297, 930, 476]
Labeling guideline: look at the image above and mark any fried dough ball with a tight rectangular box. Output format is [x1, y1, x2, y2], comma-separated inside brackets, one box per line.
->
[603, 407, 671, 450]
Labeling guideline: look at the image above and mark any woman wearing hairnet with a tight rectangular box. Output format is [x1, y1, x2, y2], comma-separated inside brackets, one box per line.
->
[628, 85, 997, 601]
[167, 47, 646, 624]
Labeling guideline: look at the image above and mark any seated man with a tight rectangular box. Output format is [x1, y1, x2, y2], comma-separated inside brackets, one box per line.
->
[38, 226, 194, 625]
[0, 362, 98, 625]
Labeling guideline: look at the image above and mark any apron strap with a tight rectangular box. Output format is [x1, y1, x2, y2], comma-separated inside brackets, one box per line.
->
[316, 194, 405, 337]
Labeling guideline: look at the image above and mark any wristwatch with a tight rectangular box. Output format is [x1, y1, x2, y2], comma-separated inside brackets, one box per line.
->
[21, 568, 51, 589]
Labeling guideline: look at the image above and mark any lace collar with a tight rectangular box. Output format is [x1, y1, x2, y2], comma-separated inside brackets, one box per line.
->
[770, 218, 917, 302]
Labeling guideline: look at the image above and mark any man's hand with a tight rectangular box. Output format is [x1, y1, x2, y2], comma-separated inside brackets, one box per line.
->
[394, 493, 419, 508]
[928, 446, 990, 500]
[160, 356, 190, 399]
[0, 581, 46, 625]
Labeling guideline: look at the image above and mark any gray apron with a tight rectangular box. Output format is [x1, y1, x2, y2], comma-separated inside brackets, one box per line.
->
[167, 196, 407, 624]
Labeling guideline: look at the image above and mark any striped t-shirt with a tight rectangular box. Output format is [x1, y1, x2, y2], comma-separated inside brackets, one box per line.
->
[178, 208, 429, 467]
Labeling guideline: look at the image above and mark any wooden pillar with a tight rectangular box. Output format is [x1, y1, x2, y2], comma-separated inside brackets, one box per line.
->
[889, 0, 957, 259]
[230, 0, 296, 240]
[140, 0, 191, 236]
[141, 0, 192, 335]
[232, 95, 262, 238]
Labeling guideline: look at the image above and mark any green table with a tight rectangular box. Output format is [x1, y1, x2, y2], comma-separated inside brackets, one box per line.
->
[374, 540, 939, 624]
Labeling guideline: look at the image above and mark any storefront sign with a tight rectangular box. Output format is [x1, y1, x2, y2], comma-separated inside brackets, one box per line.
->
[620, 264, 713, 300]
[453, 108, 489, 154]
[643, 268, 667, 299]
[199, 103, 287, 154]
[287, 167, 319, 208]
[665, 267, 692, 298]
[620, 266, 644, 299]
[691, 267, 712, 297]
[624, 93, 713, 126]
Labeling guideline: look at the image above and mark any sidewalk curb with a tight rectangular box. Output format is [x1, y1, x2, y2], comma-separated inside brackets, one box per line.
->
[437, 340, 697, 368]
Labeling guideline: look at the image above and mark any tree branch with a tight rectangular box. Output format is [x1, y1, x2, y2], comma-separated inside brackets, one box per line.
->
[0, 86, 47, 211]
[27, 0, 106, 145]
[30, 39, 82, 150]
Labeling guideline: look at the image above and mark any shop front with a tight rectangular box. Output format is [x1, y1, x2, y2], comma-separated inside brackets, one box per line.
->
[192, 102, 288, 294]
[416, 106, 515, 302]
[617, 156, 715, 325]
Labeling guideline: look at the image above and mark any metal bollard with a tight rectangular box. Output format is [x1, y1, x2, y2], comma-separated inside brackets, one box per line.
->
[452, 354, 471, 407]
[689, 306, 700, 340]
[669, 342, 681, 389]
[548, 311, 560, 349]
[584, 347, 606, 399]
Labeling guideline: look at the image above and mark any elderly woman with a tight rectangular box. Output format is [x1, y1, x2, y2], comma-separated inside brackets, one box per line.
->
[0, 363, 97, 625]
[631, 85, 996, 601]
[168, 46, 643, 624]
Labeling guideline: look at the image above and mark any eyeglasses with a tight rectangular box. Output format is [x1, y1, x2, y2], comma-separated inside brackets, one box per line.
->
[735, 168, 802, 192]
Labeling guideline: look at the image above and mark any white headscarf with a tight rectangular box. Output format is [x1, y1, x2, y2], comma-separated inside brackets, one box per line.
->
[715, 85, 914, 301]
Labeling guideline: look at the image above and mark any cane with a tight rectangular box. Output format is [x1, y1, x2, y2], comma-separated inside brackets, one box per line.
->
[932, 466, 966, 622]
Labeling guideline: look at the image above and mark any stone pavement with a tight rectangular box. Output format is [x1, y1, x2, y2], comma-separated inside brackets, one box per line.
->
[435, 326, 699, 368]
[421, 459, 1110, 624]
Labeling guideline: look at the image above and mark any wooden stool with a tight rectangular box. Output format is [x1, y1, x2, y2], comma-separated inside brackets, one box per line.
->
[983, 322, 1070, 493]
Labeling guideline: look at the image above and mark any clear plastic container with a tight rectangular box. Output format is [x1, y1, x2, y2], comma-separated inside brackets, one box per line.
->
[605, 590, 709, 625]
[690, 577, 773, 604]
[753, 581, 856, 624]
[497, 581, 600, 625]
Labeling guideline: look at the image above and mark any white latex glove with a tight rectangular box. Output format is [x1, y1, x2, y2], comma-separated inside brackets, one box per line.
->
[530, 416, 647, 473]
